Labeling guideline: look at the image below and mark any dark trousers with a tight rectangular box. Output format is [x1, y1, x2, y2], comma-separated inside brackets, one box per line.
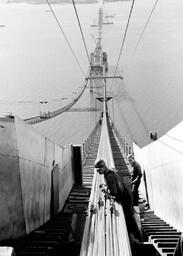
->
[123, 206, 143, 242]
[132, 183, 140, 206]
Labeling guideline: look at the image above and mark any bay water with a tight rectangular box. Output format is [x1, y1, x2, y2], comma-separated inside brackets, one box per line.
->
[0, 0, 183, 147]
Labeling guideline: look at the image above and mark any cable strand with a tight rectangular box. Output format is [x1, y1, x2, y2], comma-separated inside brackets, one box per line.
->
[46, 0, 85, 76]
[110, 0, 136, 89]
[133, 0, 159, 53]
[72, 0, 91, 64]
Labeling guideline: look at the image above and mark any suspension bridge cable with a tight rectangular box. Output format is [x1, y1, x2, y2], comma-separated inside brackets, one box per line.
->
[90, 33, 97, 45]
[110, 0, 136, 88]
[129, 99, 150, 136]
[165, 134, 183, 144]
[111, 81, 150, 138]
[72, 0, 91, 64]
[119, 83, 150, 136]
[133, 0, 159, 53]
[117, 103, 136, 142]
[158, 139, 183, 156]
[46, 0, 86, 76]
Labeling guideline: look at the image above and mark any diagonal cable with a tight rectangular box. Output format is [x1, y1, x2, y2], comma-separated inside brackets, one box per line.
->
[110, 0, 135, 88]
[72, 0, 91, 64]
[46, 0, 85, 76]
[133, 0, 159, 52]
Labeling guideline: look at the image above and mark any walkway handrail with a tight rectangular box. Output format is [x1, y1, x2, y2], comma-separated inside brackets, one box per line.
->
[80, 109, 132, 255]
[112, 121, 132, 157]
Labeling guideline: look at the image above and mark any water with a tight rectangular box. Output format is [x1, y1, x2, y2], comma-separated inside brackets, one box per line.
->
[0, 0, 183, 147]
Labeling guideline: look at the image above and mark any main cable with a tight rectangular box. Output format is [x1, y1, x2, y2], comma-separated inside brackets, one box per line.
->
[133, 0, 159, 53]
[46, 0, 86, 76]
[71, 1, 101, 91]
[72, 0, 91, 64]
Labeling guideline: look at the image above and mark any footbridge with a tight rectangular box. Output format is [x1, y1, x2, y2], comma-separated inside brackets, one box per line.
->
[0, 96, 182, 256]
[0, 94, 132, 256]
[0, 1, 183, 255]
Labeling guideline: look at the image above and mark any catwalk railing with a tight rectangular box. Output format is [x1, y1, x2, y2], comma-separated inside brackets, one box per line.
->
[80, 102, 132, 255]
[112, 124, 132, 157]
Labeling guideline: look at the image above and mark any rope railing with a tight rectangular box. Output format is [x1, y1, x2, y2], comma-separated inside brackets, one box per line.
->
[80, 106, 132, 255]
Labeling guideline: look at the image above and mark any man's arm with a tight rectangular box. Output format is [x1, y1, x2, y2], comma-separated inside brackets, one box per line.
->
[106, 174, 118, 196]
[132, 162, 142, 184]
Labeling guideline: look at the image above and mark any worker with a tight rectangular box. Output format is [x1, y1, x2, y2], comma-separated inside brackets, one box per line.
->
[128, 154, 142, 206]
[94, 159, 143, 244]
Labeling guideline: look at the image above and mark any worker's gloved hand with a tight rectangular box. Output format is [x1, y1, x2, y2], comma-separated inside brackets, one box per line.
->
[101, 188, 115, 200]
[99, 183, 107, 189]
[101, 188, 107, 193]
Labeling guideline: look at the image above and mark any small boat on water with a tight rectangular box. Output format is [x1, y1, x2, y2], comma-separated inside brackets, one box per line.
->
[91, 22, 113, 27]
[102, 21, 113, 25]
[90, 24, 98, 27]
[105, 15, 114, 18]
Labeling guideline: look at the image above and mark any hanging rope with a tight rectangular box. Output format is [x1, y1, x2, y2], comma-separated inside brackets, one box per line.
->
[133, 0, 160, 53]
[112, 82, 150, 138]
[112, 98, 115, 124]
[46, 0, 86, 76]
[110, 0, 136, 89]
[72, 0, 91, 64]
[117, 102, 136, 142]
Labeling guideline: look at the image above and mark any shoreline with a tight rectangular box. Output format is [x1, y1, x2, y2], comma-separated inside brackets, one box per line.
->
[4, 0, 130, 4]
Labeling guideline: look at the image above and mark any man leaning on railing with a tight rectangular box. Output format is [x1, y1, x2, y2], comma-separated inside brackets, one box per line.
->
[94, 159, 143, 247]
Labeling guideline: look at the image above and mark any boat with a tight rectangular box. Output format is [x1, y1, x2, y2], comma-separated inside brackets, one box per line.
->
[90, 24, 99, 27]
[102, 21, 113, 25]
[105, 15, 114, 18]
[0, 1, 182, 256]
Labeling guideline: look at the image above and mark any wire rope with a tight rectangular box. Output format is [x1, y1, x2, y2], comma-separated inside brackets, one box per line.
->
[165, 134, 183, 144]
[110, 0, 136, 88]
[112, 98, 115, 124]
[124, 93, 150, 136]
[158, 139, 183, 156]
[46, 0, 86, 76]
[72, 0, 91, 64]
[117, 102, 135, 142]
[108, 0, 160, 140]
[111, 81, 150, 139]
[133, 0, 160, 52]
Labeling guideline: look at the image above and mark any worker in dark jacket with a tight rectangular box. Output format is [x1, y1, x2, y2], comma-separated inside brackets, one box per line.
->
[128, 155, 142, 206]
[94, 159, 143, 244]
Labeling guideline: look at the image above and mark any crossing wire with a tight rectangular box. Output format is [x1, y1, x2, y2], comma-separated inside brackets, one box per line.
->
[72, 0, 91, 64]
[46, 0, 86, 76]
[133, 0, 160, 52]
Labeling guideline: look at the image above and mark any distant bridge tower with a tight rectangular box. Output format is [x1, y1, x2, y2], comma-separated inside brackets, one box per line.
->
[90, 3, 108, 80]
